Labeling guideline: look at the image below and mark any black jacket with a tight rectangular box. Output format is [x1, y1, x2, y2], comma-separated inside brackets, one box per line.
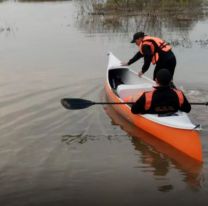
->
[127, 45, 175, 73]
[131, 86, 191, 114]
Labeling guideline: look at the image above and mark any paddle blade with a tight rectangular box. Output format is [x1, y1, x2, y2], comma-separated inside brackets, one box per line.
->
[61, 98, 95, 110]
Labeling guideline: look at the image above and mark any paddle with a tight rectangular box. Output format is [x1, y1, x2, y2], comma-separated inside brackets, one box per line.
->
[61, 98, 135, 110]
[61, 98, 208, 110]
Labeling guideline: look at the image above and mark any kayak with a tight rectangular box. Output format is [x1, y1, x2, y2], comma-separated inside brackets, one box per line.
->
[104, 52, 202, 162]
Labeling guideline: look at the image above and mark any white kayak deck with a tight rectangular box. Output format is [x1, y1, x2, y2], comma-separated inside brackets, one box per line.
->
[107, 52, 199, 130]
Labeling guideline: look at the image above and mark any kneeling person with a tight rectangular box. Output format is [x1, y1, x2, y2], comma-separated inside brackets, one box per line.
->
[131, 69, 191, 114]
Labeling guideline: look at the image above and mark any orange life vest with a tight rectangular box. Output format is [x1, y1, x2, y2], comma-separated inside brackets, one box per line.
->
[139, 36, 172, 65]
[144, 89, 184, 111]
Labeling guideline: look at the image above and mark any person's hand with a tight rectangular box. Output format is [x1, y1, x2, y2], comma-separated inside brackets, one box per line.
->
[138, 71, 143, 77]
[121, 62, 128, 66]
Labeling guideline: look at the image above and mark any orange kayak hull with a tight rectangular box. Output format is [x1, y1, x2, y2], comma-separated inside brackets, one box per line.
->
[105, 83, 202, 162]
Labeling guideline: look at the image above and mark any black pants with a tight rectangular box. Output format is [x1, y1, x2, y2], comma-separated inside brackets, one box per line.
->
[153, 51, 176, 80]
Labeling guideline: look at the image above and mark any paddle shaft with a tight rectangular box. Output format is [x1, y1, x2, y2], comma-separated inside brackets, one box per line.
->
[93, 102, 207, 106]
[190, 102, 208, 106]
[92, 102, 134, 105]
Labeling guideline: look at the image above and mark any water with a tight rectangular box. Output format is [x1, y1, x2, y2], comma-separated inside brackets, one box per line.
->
[0, 0, 208, 205]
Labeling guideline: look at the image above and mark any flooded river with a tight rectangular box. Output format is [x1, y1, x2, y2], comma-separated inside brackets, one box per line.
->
[0, 0, 208, 205]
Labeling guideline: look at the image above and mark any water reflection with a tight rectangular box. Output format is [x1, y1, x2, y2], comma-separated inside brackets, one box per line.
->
[75, 0, 208, 43]
[105, 104, 203, 191]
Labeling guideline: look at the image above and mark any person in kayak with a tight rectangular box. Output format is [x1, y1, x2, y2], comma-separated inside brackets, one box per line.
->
[131, 69, 191, 114]
[122, 32, 176, 82]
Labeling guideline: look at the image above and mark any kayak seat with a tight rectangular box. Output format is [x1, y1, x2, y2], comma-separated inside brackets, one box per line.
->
[117, 83, 153, 99]
[111, 76, 124, 89]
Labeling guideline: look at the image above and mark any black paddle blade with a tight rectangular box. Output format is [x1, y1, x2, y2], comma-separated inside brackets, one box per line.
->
[61, 98, 95, 110]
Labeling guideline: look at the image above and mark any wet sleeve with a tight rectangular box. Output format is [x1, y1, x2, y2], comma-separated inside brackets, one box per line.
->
[141, 45, 152, 73]
[131, 93, 146, 114]
[128, 52, 143, 65]
[180, 94, 191, 113]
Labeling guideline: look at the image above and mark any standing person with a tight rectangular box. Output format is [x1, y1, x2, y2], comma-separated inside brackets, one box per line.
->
[122, 32, 176, 81]
[131, 69, 191, 114]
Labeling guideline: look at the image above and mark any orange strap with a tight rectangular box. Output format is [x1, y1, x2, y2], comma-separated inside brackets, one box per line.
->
[140, 41, 158, 65]
[144, 91, 154, 111]
[173, 89, 184, 107]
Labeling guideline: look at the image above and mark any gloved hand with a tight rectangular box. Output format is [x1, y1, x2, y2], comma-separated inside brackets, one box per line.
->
[138, 71, 144, 77]
[121, 62, 128, 66]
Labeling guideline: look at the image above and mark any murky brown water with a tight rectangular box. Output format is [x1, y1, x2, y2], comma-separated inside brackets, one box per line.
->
[0, 0, 208, 205]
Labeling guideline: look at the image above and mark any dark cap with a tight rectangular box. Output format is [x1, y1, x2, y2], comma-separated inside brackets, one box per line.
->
[130, 32, 145, 43]
[156, 69, 172, 86]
